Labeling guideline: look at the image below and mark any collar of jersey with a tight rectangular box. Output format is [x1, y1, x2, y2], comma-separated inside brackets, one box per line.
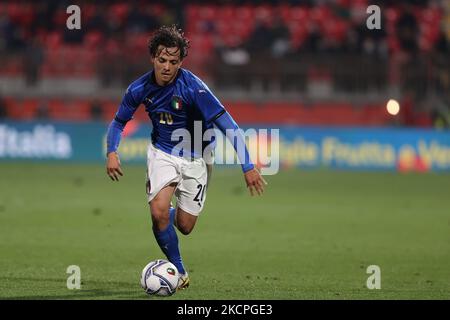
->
[150, 69, 181, 88]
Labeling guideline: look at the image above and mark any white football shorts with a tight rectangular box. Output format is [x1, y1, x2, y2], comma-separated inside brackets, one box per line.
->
[145, 143, 211, 216]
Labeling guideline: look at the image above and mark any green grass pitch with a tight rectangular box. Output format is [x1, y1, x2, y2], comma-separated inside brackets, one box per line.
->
[0, 162, 449, 299]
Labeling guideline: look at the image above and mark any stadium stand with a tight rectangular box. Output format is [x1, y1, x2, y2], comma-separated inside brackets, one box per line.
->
[0, 0, 448, 127]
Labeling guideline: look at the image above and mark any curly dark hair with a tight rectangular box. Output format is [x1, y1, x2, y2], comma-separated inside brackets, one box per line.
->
[148, 25, 190, 60]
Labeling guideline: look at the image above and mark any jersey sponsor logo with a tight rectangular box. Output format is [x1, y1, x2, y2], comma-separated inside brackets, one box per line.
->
[171, 96, 183, 111]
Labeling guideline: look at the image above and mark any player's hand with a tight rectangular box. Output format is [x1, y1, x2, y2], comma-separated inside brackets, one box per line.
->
[244, 168, 267, 196]
[106, 152, 123, 181]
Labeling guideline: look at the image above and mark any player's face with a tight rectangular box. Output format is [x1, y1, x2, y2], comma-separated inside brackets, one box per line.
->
[152, 46, 182, 86]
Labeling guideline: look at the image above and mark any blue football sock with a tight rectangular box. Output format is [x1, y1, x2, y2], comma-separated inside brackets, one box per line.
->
[169, 206, 176, 226]
[153, 215, 186, 275]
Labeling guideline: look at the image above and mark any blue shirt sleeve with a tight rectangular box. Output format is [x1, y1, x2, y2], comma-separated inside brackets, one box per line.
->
[213, 111, 255, 173]
[106, 85, 141, 155]
[190, 79, 225, 123]
[115, 85, 140, 122]
[106, 119, 126, 155]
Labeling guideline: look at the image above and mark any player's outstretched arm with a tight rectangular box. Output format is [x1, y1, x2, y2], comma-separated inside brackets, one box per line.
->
[106, 151, 123, 181]
[213, 111, 268, 196]
[244, 167, 268, 196]
[105, 79, 141, 181]
[105, 118, 127, 182]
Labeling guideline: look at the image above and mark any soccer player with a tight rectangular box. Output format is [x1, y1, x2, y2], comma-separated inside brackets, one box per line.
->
[105, 25, 267, 290]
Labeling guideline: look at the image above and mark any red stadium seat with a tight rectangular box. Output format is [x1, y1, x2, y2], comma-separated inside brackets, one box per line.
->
[6, 2, 21, 24]
[362, 104, 391, 126]
[47, 99, 65, 120]
[385, 7, 400, 24]
[102, 101, 119, 120]
[15, 2, 34, 28]
[68, 100, 92, 121]
[20, 99, 40, 120]
[186, 5, 200, 22]
[3, 97, 21, 120]
[220, 5, 235, 21]
[310, 5, 332, 26]
[288, 6, 309, 22]
[198, 5, 219, 21]
[52, 7, 68, 29]
[254, 4, 273, 23]
[45, 32, 62, 50]
[108, 3, 129, 23]
[148, 3, 166, 17]
[289, 23, 309, 48]
[322, 18, 348, 43]
[82, 3, 97, 23]
[84, 31, 104, 49]
[279, 4, 291, 22]
[236, 5, 253, 21]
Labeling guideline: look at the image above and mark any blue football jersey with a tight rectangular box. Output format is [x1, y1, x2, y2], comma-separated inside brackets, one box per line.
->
[115, 68, 225, 158]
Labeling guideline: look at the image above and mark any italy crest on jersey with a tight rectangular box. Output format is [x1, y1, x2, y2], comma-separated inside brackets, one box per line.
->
[171, 96, 183, 111]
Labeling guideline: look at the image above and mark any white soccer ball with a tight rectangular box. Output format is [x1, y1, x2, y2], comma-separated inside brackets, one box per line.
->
[140, 259, 180, 296]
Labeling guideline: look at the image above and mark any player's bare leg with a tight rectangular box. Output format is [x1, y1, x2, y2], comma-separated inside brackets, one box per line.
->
[149, 183, 176, 231]
[174, 208, 197, 235]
